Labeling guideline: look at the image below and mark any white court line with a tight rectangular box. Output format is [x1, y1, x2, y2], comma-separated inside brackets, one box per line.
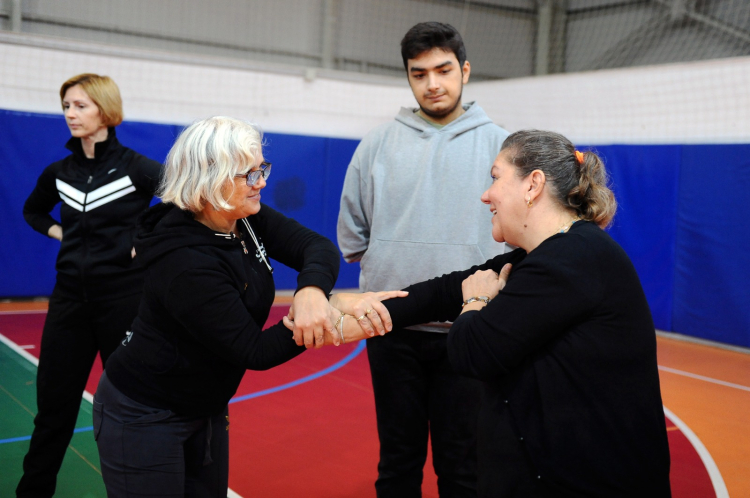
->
[659, 365, 750, 392]
[658, 363, 744, 497]
[658, 360, 741, 498]
[0, 332, 40, 367]
[0, 329, 243, 497]
[663, 407, 729, 498]
[0, 331, 95, 404]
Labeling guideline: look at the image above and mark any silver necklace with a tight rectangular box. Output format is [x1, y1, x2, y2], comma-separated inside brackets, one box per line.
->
[241, 218, 273, 273]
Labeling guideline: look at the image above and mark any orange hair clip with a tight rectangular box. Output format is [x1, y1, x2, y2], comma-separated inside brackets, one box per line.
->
[574, 150, 585, 164]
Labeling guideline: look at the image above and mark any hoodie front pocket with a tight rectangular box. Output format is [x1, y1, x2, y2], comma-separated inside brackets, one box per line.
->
[92, 399, 104, 441]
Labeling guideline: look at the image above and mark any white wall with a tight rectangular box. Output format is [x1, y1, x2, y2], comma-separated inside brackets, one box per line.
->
[467, 55, 750, 144]
[0, 33, 413, 139]
[2, 32, 749, 144]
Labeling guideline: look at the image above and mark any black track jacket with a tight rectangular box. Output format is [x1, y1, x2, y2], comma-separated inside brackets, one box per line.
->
[23, 128, 163, 301]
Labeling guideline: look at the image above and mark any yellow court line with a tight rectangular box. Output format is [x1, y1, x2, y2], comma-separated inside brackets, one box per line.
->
[0, 382, 36, 417]
[1, 371, 100, 474]
[67, 444, 102, 475]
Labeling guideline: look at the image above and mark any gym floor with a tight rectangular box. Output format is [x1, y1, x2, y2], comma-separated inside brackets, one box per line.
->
[1, 299, 748, 497]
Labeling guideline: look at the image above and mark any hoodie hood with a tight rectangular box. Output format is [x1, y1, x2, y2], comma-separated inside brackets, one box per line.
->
[394, 101, 493, 140]
[134, 203, 237, 268]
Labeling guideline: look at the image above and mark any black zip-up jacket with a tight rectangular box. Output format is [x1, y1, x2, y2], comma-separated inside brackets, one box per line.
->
[23, 128, 162, 301]
[105, 202, 339, 418]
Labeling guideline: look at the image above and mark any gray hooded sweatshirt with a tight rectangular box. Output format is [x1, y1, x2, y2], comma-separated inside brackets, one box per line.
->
[338, 102, 510, 323]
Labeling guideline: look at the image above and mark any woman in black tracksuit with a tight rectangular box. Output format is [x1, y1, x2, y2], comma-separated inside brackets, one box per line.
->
[18, 73, 162, 497]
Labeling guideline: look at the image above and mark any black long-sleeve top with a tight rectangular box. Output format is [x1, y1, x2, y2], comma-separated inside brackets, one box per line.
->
[384, 221, 671, 497]
[105, 202, 340, 418]
[23, 128, 162, 301]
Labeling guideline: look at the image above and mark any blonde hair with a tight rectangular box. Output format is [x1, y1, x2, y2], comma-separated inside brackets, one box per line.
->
[159, 116, 263, 213]
[502, 130, 617, 228]
[59, 73, 123, 127]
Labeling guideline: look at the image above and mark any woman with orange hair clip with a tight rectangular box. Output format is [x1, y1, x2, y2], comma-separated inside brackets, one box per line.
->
[332, 130, 671, 497]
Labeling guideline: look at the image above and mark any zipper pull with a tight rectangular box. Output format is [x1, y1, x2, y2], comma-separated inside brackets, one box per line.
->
[87, 175, 93, 184]
[240, 240, 249, 255]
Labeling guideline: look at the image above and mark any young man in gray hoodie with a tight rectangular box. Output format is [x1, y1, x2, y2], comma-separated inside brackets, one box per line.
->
[337, 22, 510, 497]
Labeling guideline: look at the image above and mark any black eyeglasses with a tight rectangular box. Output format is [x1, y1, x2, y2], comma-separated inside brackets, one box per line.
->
[235, 162, 272, 187]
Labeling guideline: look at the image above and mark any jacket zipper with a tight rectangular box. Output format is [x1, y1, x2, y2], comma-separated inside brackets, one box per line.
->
[80, 174, 94, 301]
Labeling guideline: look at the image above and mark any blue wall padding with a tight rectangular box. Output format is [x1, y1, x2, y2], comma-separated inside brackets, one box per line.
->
[258, 132, 360, 289]
[0, 108, 360, 296]
[672, 144, 750, 346]
[1, 111, 71, 297]
[1, 108, 748, 347]
[593, 145, 681, 332]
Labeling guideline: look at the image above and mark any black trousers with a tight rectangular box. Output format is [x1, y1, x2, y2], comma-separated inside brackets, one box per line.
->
[367, 329, 482, 498]
[16, 286, 142, 498]
[93, 372, 229, 498]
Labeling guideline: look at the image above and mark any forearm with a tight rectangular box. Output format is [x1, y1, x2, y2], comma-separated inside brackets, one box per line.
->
[447, 310, 508, 380]
[382, 275, 465, 328]
[328, 258, 518, 336]
[23, 203, 59, 237]
[328, 273, 466, 331]
[327, 311, 372, 345]
[295, 244, 339, 295]
[241, 322, 307, 370]
[167, 268, 305, 369]
[23, 168, 62, 237]
[257, 205, 339, 293]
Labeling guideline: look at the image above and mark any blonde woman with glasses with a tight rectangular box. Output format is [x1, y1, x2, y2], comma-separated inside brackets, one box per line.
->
[93, 116, 399, 496]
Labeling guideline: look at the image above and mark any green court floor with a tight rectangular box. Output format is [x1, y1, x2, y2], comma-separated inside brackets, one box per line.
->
[0, 340, 106, 497]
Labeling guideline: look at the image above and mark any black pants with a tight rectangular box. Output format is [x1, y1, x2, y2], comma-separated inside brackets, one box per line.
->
[16, 287, 142, 498]
[367, 329, 481, 498]
[94, 372, 229, 497]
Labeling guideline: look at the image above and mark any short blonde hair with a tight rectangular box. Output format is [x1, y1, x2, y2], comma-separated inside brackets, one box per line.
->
[59, 73, 123, 127]
[159, 116, 263, 213]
